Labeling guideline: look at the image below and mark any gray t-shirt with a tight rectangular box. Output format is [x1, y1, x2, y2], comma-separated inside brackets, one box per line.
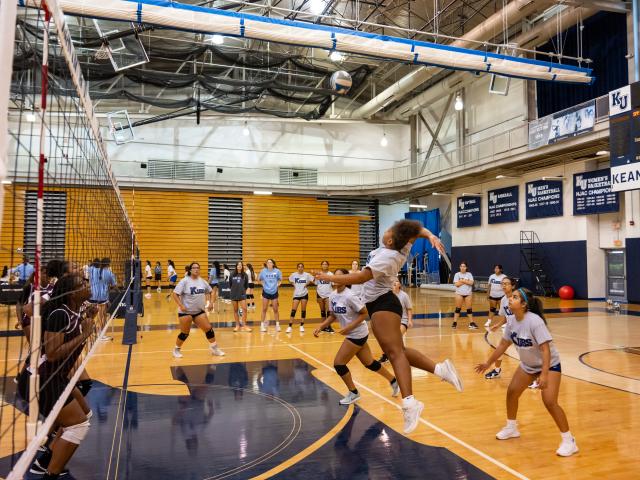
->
[395, 289, 413, 325]
[329, 288, 369, 340]
[503, 311, 560, 374]
[453, 272, 474, 296]
[289, 272, 314, 298]
[174, 276, 212, 314]
[315, 271, 334, 298]
[361, 242, 412, 304]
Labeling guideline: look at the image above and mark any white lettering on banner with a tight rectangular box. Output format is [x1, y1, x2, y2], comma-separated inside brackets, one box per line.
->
[611, 164, 640, 192]
[609, 85, 631, 116]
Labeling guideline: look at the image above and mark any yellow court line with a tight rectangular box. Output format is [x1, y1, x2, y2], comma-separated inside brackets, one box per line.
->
[250, 403, 355, 480]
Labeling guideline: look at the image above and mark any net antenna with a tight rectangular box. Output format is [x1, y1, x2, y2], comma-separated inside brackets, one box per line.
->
[92, 19, 150, 72]
[107, 110, 135, 145]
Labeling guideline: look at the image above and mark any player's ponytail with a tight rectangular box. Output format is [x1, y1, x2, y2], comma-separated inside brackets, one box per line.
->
[518, 287, 547, 324]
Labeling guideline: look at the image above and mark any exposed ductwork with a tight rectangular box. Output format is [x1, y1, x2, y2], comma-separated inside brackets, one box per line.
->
[391, 6, 598, 119]
[351, 0, 558, 119]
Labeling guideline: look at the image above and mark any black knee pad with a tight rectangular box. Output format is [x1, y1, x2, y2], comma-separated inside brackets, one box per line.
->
[77, 379, 93, 397]
[366, 360, 382, 372]
[320, 310, 327, 319]
[466, 309, 473, 315]
[454, 307, 462, 314]
[334, 364, 349, 376]
[177, 332, 189, 341]
[490, 307, 497, 314]
[290, 309, 297, 318]
[206, 328, 215, 340]
[301, 310, 306, 319]
[248, 294, 253, 299]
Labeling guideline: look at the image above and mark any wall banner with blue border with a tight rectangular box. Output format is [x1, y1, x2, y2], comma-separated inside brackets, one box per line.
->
[488, 186, 519, 224]
[456, 196, 481, 228]
[525, 180, 563, 219]
[573, 169, 619, 215]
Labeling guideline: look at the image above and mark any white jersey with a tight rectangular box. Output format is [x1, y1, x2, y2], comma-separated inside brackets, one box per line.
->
[329, 288, 369, 339]
[361, 243, 412, 304]
[349, 279, 363, 299]
[488, 273, 506, 298]
[503, 311, 560, 374]
[289, 272, 314, 298]
[498, 295, 515, 321]
[145, 265, 152, 278]
[168, 265, 177, 279]
[315, 271, 334, 298]
[245, 268, 254, 283]
[395, 289, 412, 325]
[453, 272, 474, 296]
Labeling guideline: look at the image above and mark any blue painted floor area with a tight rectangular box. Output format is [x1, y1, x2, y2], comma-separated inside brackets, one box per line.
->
[2, 360, 494, 479]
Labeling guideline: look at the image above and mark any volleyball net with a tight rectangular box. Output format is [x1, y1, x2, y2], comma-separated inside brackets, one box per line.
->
[0, 1, 136, 477]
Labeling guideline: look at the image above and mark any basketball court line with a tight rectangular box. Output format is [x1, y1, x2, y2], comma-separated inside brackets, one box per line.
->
[284, 343, 530, 480]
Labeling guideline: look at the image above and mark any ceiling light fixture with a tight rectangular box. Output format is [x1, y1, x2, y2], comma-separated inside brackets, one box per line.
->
[380, 133, 388, 147]
[25, 111, 36, 123]
[596, 150, 609, 156]
[454, 93, 464, 111]
[329, 51, 343, 62]
[462, 192, 482, 197]
[309, 0, 325, 15]
[210, 34, 224, 45]
[242, 122, 250, 137]
[409, 204, 428, 209]
[542, 176, 565, 181]
[253, 190, 273, 195]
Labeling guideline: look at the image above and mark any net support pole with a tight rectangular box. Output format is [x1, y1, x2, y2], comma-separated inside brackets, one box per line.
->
[27, 3, 51, 442]
[0, 0, 19, 230]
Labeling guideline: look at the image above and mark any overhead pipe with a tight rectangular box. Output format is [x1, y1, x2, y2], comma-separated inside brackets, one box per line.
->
[391, 6, 598, 120]
[351, 0, 557, 119]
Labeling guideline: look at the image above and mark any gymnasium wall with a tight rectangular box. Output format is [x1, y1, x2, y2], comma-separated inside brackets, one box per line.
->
[120, 190, 366, 282]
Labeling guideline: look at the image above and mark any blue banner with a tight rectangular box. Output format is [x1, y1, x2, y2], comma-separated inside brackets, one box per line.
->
[456, 196, 481, 228]
[574, 169, 619, 215]
[526, 180, 563, 219]
[488, 186, 519, 224]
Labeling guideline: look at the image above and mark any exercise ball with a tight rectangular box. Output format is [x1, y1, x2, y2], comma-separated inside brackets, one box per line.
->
[558, 285, 575, 300]
[329, 70, 352, 95]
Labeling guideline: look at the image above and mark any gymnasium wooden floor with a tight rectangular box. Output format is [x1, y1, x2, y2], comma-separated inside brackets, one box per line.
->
[1, 287, 639, 479]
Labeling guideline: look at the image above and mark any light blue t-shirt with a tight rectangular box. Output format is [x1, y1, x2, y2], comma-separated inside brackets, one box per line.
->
[259, 268, 282, 295]
[89, 266, 116, 302]
[13, 263, 34, 282]
[208, 268, 218, 285]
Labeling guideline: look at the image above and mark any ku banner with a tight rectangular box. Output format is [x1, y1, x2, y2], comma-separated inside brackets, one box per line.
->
[574, 169, 619, 215]
[526, 180, 563, 219]
[608, 82, 640, 192]
[488, 186, 519, 224]
[457, 196, 481, 228]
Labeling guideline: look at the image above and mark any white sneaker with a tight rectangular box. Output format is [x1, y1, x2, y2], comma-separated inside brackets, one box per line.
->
[339, 391, 360, 405]
[275, 322, 281, 332]
[286, 326, 292, 333]
[529, 380, 539, 389]
[402, 399, 424, 434]
[210, 345, 225, 356]
[484, 319, 492, 327]
[299, 325, 305, 333]
[157, 287, 161, 293]
[436, 359, 464, 392]
[496, 423, 520, 440]
[260, 322, 267, 333]
[390, 380, 400, 397]
[556, 437, 579, 457]
[172, 347, 183, 358]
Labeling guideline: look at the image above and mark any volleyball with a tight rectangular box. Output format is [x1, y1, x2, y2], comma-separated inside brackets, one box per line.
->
[329, 70, 352, 95]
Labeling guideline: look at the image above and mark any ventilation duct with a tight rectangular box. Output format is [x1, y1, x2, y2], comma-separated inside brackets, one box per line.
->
[21, 0, 593, 87]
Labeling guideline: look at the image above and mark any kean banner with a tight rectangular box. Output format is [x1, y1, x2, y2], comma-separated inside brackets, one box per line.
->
[457, 196, 481, 228]
[574, 169, 619, 215]
[488, 186, 519, 224]
[526, 180, 563, 219]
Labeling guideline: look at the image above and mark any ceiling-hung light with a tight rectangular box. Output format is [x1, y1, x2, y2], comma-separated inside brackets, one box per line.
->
[210, 34, 224, 45]
[409, 204, 428, 209]
[380, 133, 388, 147]
[25, 110, 36, 122]
[330, 51, 343, 62]
[253, 190, 272, 195]
[454, 93, 464, 111]
[242, 122, 250, 137]
[596, 150, 609, 156]
[309, 0, 325, 15]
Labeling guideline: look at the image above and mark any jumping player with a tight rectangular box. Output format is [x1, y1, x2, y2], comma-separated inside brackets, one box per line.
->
[379, 279, 413, 363]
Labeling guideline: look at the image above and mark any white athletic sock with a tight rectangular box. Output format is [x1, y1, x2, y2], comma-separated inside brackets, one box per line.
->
[507, 419, 517, 427]
[434, 362, 443, 378]
[210, 342, 217, 348]
[402, 333, 407, 347]
[402, 395, 415, 408]
[560, 431, 573, 441]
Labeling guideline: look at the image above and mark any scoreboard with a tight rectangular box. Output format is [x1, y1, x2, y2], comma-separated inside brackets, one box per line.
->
[609, 82, 640, 192]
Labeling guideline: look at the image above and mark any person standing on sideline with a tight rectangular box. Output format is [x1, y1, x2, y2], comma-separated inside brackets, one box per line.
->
[314, 220, 463, 434]
[230, 261, 251, 332]
[154, 261, 162, 292]
[475, 288, 578, 457]
[12, 256, 34, 285]
[166, 260, 178, 300]
[245, 263, 256, 310]
[451, 262, 477, 329]
[208, 261, 220, 308]
[287, 263, 314, 333]
[485, 264, 506, 327]
[144, 260, 153, 299]
[172, 262, 224, 358]
[258, 259, 282, 332]
[379, 279, 413, 363]
[88, 258, 116, 338]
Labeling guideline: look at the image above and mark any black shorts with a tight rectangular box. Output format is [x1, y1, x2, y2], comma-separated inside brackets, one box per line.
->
[366, 291, 402, 318]
[489, 295, 504, 301]
[262, 291, 279, 300]
[154, 273, 161, 281]
[88, 299, 108, 305]
[178, 310, 206, 318]
[209, 283, 218, 290]
[146, 276, 152, 281]
[346, 335, 368, 346]
[293, 294, 309, 301]
[248, 283, 255, 289]
[456, 294, 470, 299]
[528, 363, 562, 375]
[17, 368, 73, 417]
[231, 296, 247, 302]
